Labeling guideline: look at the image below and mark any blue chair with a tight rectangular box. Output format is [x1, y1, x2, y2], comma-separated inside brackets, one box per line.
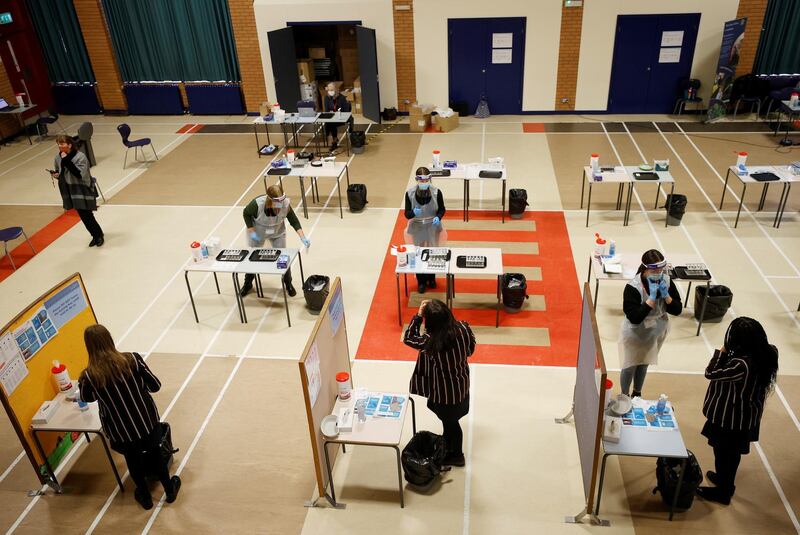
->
[36, 107, 65, 138]
[0, 227, 36, 270]
[117, 123, 158, 168]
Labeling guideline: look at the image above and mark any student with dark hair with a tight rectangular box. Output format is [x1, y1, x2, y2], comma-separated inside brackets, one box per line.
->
[79, 325, 180, 510]
[697, 317, 779, 505]
[51, 135, 103, 246]
[404, 167, 447, 293]
[403, 299, 475, 466]
[618, 249, 682, 397]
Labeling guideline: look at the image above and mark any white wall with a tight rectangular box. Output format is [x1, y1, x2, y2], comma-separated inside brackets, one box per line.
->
[413, 0, 562, 111]
[575, 0, 740, 110]
[253, 0, 397, 109]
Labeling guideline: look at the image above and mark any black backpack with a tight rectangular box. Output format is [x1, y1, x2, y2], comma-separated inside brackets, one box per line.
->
[382, 107, 398, 121]
[653, 449, 703, 510]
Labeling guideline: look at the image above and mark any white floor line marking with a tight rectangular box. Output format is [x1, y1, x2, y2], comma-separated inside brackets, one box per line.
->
[775, 386, 800, 434]
[0, 122, 80, 165]
[140, 356, 245, 535]
[103, 133, 194, 197]
[0, 451, 25, 484]
[463, 365, 475, 535]
[754, 442, 800, 534]
[765, 275, 800, 279]
[670, 122, 800, 278]
[0, 145, 62, 179]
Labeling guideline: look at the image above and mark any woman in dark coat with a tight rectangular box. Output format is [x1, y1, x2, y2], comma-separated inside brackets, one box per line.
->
[52, 135, 104, 246]
[696, 317, 779, 504]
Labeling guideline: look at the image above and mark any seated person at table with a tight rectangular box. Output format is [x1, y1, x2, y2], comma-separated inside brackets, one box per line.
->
[323, 82, 353, 152]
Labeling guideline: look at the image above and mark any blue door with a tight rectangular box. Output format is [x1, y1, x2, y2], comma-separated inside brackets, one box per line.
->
[608, 14, 700, 113]
[448, 17, 525, 115]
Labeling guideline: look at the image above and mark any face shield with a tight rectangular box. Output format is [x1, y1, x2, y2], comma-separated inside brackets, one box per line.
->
[269, 193, 287, 208]
[415, 174, 432, 190]
[642, 259, 667, 281]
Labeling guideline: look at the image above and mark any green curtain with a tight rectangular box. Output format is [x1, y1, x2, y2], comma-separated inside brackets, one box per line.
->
[101, 0, 240, 82]
[26, 0, 95, 83]
[753, 0, 800, 74]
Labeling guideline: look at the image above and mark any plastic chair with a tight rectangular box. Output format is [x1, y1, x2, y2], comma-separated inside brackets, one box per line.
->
[673, 79, 702, 115]
[0, 227, 36, 270]
[730, 75, 768, 120]
[36, 107, 65, 138]
[117, 123, 158, 168]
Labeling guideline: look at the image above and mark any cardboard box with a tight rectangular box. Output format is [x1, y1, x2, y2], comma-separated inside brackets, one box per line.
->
[308, 47, 326, 59]
[409, 102, 434, 116]
[409, 113, 431, 132]
[434, 112, 460, 132]
[259, 101, 273, 116]
[297, 59, 315, 83]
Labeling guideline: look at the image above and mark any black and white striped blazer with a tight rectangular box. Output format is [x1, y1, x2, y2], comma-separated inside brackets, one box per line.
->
[702, 349, 770, 432]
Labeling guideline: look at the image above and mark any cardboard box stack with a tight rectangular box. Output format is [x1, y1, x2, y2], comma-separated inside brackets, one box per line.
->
[297, 59, 315, 83]
[338, 48, 359, 86]
[409, 103, 433, 132]
[433, 111, 460, 132]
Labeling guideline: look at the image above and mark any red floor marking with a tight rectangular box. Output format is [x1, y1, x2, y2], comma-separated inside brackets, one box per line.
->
[0, 210, 81, 282]
[188, 124, 205, 133]
[447, 229, 537, 243]
[522, 123, 546, 133]
[356, 210, 581, 366]
[176, 124, 196, 134]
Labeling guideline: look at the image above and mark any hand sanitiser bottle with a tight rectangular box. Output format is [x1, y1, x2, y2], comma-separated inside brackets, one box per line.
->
[51, 360, 74, 393]
[656, 394, 668, 414]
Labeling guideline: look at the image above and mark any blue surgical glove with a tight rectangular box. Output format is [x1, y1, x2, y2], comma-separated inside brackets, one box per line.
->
[658, 279, 669, 298]
[413, 206, 422, 217]
[432, 216, 440, 226]
[249, 231, 259, 243]
[648, 283, 659, 301]
[301, 236, 311, 248]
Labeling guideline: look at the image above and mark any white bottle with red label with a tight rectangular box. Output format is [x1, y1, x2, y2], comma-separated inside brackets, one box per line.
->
[594, 233, 607, 257]
[790, 92, 799, 107]
[432, 150, 441, 169]
[51, 360, 74, 393]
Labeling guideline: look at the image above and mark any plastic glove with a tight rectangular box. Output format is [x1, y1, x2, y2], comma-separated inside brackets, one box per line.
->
[413, 206, 422, 217]
[648, 283, 659, 301]
[658, 279, 669, 298]
[249, 231, 259, 243]
[432, 216, 440, 226]
[301, 236, 311, 248]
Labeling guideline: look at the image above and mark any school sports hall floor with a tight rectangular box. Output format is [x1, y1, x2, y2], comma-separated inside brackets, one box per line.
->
[0, 112, 798, 534]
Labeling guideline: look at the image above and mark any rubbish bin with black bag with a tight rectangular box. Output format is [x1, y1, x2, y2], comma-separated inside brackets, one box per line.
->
[350, 130, 366, 154]
[303, 275, 330, 314]
[347, 184, 368, 212]
[509, 189, 529, 219]
[694, 285, 733, 322]
[382, 107, 398, 121]
[502, 273, 529, 313]
[663, 194, 687, 226]
[401, 431, 447, 488]
[652, 449, 703, 511]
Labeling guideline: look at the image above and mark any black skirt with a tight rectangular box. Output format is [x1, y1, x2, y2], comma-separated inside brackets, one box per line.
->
[427, 395, 470, 421]
[701, 420, 758, 455]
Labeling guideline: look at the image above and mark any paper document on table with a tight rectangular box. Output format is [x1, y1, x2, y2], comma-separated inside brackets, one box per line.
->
[374, 394, 405, 419]
[620, 400, 678, 431]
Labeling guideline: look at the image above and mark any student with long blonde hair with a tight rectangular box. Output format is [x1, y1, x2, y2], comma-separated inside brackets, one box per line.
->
[79, 324, 180, 510]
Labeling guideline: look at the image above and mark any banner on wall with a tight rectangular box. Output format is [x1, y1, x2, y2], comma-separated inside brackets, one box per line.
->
[707, 18, 747, 123]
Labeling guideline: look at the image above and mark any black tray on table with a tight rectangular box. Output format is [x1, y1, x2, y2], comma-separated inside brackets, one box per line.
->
[216, 250, 248, 262]
[672, 266, 711, 280]
[267, 167, 292, 176]
[249, 249, 281, 262]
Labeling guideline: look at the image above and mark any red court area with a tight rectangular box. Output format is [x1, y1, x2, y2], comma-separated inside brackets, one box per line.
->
[356, 210, 581, 366]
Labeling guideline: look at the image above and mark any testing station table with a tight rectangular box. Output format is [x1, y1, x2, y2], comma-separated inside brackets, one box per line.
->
[582, 166, 676, 227]
[253, 112, 353, 157]
[437, 164, 508, 223]
[0, 104, 37, 145]
[720, 165, 796, 228]
[265, 157, 353, 219]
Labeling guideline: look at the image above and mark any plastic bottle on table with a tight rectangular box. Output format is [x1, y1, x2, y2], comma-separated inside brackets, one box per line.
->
[51, 360, 74, 393]
[608, 239, 616, 257]
[409, 247, 417, 269]
[432, 150, 441, 169]
[656, 394, 668, 414]
[594, 234, 607, 257]
[590, 153, 600, 176]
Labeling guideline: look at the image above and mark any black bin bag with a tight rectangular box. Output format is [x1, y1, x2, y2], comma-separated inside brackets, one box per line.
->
[653, 450, 703, 511]
[509, 189, 528, 219]
[694, 285, 733, 322]
[401, 431, 447, 487]
[664, 194, 687, 226]
[303, 275, 330, 314]
[502, 273, 529, 312]
[347, 184, 368, 212]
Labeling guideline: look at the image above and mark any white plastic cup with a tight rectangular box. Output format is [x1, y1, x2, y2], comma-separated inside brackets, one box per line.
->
[736, 151, 747, 167]
[336, 372, 351, 400]
[16, 94, 25, 107]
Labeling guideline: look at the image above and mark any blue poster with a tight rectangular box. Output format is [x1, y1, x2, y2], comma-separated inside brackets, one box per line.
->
[44, 280, 88, 329]
[328, 283, 344, 335]
[707, 18, 747, 122]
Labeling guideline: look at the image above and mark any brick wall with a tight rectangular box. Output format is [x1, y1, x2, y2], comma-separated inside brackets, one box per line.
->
[392, 0, 416, 112]
[554, 4, 584, 111]
[735, 0, 769, 75]
[228, 0, 267, 113]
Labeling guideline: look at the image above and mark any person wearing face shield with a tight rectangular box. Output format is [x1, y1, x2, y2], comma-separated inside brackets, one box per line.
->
[239, 184, 311, 297]
[323, 82, 353, 152]
[404, 167, 447, 293]
[618, 249, 682, 397]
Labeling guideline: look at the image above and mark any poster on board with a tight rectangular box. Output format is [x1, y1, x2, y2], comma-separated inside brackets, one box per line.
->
[492, 49, 513, 64]
[0, 333, 28, 395]
[661, 31, 684, 47]
[45, 280, 88, 330]
[707, 18, 747, 123]
[328, 284, 344, 336]
[658, 48, 681, 63]
[305, 342, 322, 407]
[492, 33, 513, 48]
[13, 306, 58, 360]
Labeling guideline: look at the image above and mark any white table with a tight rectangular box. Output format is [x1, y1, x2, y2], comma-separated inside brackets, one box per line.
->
[265, 156, 353, 219]
[721, 165, 797, 228]
[0, 104, 37, 145]
[447, 247, 504, 327]
[623, 166, 676, 228]
[30, 392, 124, 493]
[581, 166, 634, 227]
[596, 401, 688, 521]
[394, 245, 451, 326]
[586, 253, 714, 336]
[431, 164, 508, 223]
[323, 392, 417, 508]
[316, 111, 353, 155]
[253, 111, 354, 157]
[183, 248, 304, 326]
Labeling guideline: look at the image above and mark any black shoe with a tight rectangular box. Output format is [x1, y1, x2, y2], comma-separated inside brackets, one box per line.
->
[239, 281, 253, 297]
[134, 488, 153, 510]
[442, 453, 465, 467]
[705, 471, 735, 494]
[165, 476, 181, 503]
[428, 279, 437, 289]
[418, 284, 427, 294]
[631, 390, 642, 398]
[286, 283, 297, 297]
[696, 486, 731, 505]
[331, 141, 339, 151]
[89, 237, 97, 247]
[95, 236, 104, 247]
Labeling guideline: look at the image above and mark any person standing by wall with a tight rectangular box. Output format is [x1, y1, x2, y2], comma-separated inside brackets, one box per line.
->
[697, 317, 779, 505]
[403, 299, 475, 467]
[404, 167, 447, 293]
[618, 249, 682, 397]
[51, 135, 104, 246]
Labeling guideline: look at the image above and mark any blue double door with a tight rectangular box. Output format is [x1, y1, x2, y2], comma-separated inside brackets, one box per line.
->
[608, 13, 701, 113]
[448, 17, 526, 115]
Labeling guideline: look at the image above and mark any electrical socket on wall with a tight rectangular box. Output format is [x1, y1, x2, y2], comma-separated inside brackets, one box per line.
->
[561, 98, 570, 103]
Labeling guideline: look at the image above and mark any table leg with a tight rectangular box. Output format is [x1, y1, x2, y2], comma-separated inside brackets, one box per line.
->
[594, 278, 599, 310]
[502, 179, 506, 223]
[496, 275, 501, 328]
[300, 176, 309, 219]
[409, 396, 417, 434]
[337, 172, 344, 219]
[265, 122, 272, 147]
[393, 445, 405, 508]
[580, 171, 586, 209]
[624, 183, 634, 226]
[282, 124, 289, 150]
[585, 183, 593, 227]
[282, 278, 291, 327]
[213, 273, 220, 294]
[185, 271, 198, 323]
[404, 273, 408, 297]
[616, 183, 623, 210]
[297, 251, 305, 284]
[254, 123, 261, 158]
[734, 183, 747, 228]
[654, 183, 661, 209]
[685, 281, 692, 306]
[665, 183, 674, 228]
[594, 454, 609, 515]
[774, 183, 790, 228]
[462, 180, 467, 222]
[758, 183, 769, 211]
[696, 281, 709, 336]
[396, 273, 402, 326]
[31, 430, 63, 492]
[669, 458, 688, 521]
[720, 168, 731, 209]
[232, 274, 246, 323]
[322, 441, 339, 506]
[256, 274, 264, 298]
[466, 180, 470, 222]
[347, 122, 351, 156]
[345, 164, 351, 188]
[97, 433, 125, 492]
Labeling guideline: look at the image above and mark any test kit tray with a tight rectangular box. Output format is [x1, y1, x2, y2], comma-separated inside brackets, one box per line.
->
[216, 249, 248, 262]
[267, 167, 291, 175]
[672, 266, 711, 280]
[249, 249, 280, 262]
[633, 171, 659, 180]
[318, 112, 335, 119]
[456, 255, 487, 269]
[430, 169, 451, 177]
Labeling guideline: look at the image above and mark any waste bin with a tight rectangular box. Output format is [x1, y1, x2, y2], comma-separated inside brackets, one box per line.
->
[664, 194, 687, 226]
[694, 285, 733, 322]
[347, 184, 368, 212]
[653, 449, 703, 511]
[401, 431, 447, 488]
[350, 130, 366, 154]
[303, 275, 330, 314]
[502, 273, 529, 313]
[509, 189, 529, 219]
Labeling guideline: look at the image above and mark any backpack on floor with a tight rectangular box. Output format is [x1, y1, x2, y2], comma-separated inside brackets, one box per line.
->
[652, 449, 703, 510]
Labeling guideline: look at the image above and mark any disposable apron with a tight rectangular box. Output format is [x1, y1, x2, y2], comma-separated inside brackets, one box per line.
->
[405, 186, 443, 246]
[618, 274, 671, 369]
[249, 195, 290, 249]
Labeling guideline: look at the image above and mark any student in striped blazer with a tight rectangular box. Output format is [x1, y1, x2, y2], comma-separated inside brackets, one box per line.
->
[79, 325, 181, 510]
[403, 299, 476, 467]
[696, 317, 778, 505]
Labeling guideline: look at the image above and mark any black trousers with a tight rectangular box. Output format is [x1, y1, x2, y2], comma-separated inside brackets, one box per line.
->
[243, 270, 291, 288]
[76, 209, 103, 239]
[325, 120, 352, 144]
[113, 427, 174, 494]
[428, 396, 469, 456]
[713, 443, 742, 495]
[416, 273, 436, 286]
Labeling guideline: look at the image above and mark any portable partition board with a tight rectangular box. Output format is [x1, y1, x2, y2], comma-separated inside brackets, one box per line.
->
[0, 273, 97, 485]
[565, 283, 608, 525]
[298, 277, 352, 504]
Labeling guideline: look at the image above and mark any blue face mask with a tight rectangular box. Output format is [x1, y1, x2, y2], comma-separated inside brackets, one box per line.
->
[647, 274, 663, 284]
[417, 183, 430, 191]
